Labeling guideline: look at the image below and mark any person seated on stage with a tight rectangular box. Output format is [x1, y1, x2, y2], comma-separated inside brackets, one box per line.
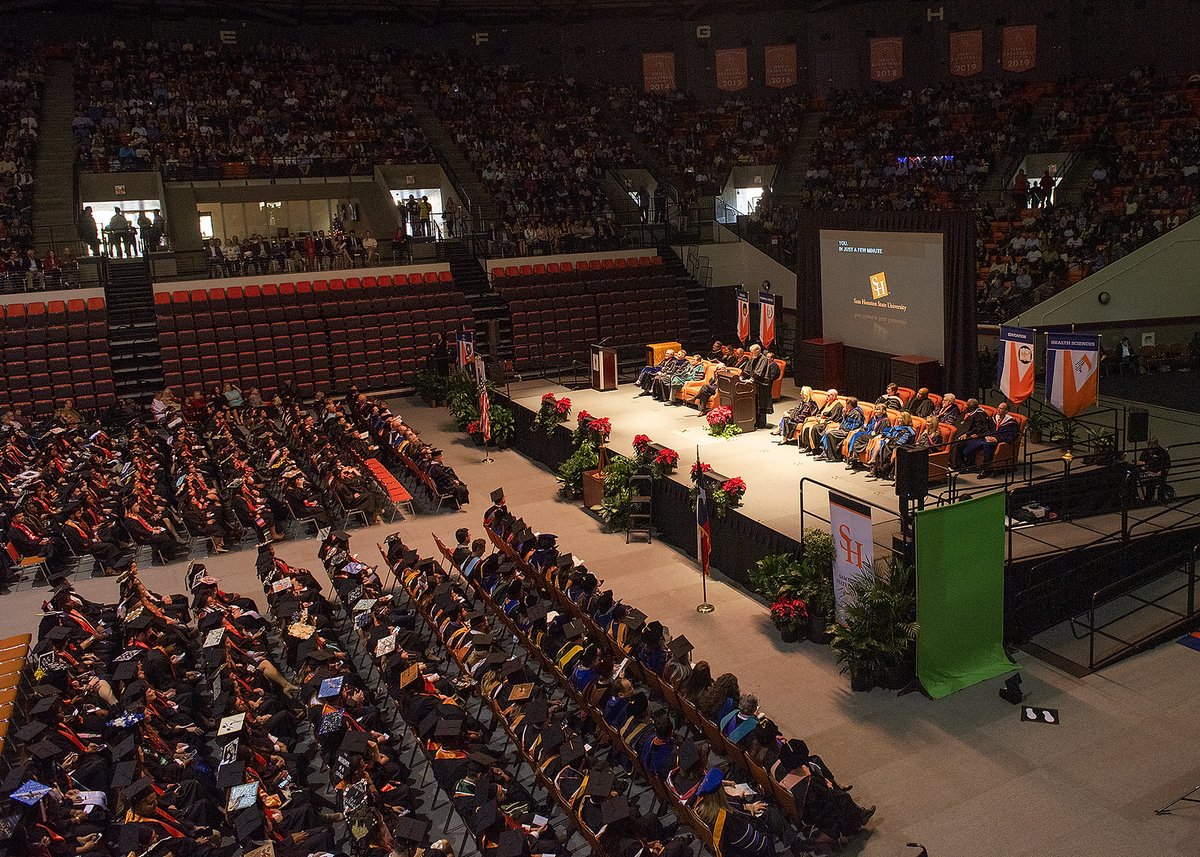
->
[905, 387, 935, 418]
[799, 390, 844, 454]
[957, 401, 1018, 477]
[1138, 437, 1172, 503]
[772, 386, 817, 444]
[875, 383, 904, 411]
[649, 349, 688, 400]
[866, 411, 918, 480]
[948, 398, 990, 468]
[933, 393, 962, 427]
[843, 402, 890, 470]
[817, 398, 864, 462]
[709, 340, 726, 362]
[666, 353, 706, 405]
[693, 363, 727, 415]
[429, 449, 470, 506]
[637, 348, 677, 395]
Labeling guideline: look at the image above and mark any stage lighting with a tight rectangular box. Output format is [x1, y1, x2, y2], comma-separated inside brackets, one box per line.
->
[999, 673, 1023, 705]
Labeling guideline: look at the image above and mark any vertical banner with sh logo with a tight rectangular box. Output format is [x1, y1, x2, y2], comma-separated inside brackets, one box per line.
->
[829, 492, 874, 623]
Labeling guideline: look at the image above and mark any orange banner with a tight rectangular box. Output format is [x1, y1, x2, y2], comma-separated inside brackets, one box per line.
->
[1001, 25, 1037, 73]
[715, 48, 748, 92]
[949, 30, 983, 77]
[869, 37, 903, 83]
[642, 52, 676, 93]
[764, 44, 797, 89]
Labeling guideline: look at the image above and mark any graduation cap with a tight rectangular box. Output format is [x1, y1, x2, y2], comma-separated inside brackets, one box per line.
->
[486, 651, 508, 668]
[0, 767, 26, 794]
[539, 725, 566, 753]
[434, 718, 465, 739]
[515, 528, 533, 545]
[29, 739, 65, 761]
[500, 659, 525, 679]
[559, 741, 585, 768]
[555, 553, 574, 569]
[15, 722, 47, 743]
[495, 829, 527, 857]
[112, 660, 138, 682]
[523, 697, 549, 725]
[583, 771, 616, 797]
[125, 611, 152, 631]
[339, 730, 369, 757]
[526, 602, 550, 623]
[470, 631, 495, 650]
[29, 694, 59, 717]
[111, 761, 137, 789]
[561, 620, 585, 641]
[120, 776, 153, 803]
[534, 534, 557, 550]
[215, 761, 246, 789]
[112, 735, 137, 760]
[505, 682, 533, 703]
[490, 488, 505, 505]
[417, 712, 439, 739]
[469, 800, 498, 835]
[621, 609, 647, 633]
[667, 635, 694, 661]
[402, 549, 419, 568]
[601, 795, 632, 827]
[467, 749, 498, 768]
[317, 676, 344, 699]
[233, 808, 264, 841]
[330, 531, 351, 543]
[392, 815, 430, 844]
[45, 625, 72, 642]
[117, 822, 152, 856]
[226, 782, 259, 812]
[304, 648, 337, 664]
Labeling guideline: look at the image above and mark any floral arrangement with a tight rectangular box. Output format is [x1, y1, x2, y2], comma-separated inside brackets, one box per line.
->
[572, 411, 612, 448]
[467, 420, 479, 435]
[770, 593, 809, 635]
[590, 417, 612, 439]
[534, 392, 572, 436]
[721, 477, 747, 503]
[652, 447, 679, 478]
[633, 435, 653, 456]
[705, 406, 741, 440]
[690, 461, 713, 482]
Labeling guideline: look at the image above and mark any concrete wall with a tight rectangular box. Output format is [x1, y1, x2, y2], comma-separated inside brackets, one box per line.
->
[484, 248, 659, 279]
[1011, 215, 1200, 329]
[0, 287, 105, 307]
[152, 262, 450, 294]
[674, 227, 798, 307]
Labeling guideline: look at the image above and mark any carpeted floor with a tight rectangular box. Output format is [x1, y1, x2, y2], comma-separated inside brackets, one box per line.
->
[8, 396, 1200, 856]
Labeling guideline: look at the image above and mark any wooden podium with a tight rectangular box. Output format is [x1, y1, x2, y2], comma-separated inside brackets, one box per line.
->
[590, 344, 618, 391]
[716, 371, 756, 433]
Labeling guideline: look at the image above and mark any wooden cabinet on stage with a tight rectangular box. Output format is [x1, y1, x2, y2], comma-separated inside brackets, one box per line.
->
[716, 371, 757, 433]
[890, 355, 941, 393]
[798, 338, 843, 389]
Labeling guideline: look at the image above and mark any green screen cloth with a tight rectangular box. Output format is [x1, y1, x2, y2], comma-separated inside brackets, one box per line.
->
[915, 491, 1014, 698]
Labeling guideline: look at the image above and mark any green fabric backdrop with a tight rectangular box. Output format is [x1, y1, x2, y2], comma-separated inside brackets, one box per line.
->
[915, 491, 1014, 698]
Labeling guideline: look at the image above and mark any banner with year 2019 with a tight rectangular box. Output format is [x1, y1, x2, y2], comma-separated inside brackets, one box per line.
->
[949, 29, 983, 77]
[829, 493, 874, 623]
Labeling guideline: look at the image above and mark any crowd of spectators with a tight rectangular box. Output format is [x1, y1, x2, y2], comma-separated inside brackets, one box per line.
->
[416, 52, 636, 254]
[0, 48, 42, 262]
[610, 89, 807, 213]
[72, 39, 432, 179]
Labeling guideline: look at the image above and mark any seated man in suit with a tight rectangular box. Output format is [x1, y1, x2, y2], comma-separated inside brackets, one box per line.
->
[948, 398, 990, 468]
[905, 387, 935, 418]
[817, 398, 864, 462]
[666, 354, 706, 405]
[933, 393, 961, 427]
[637, 349, 677, 395]
[693, 362, 727, 415]
[875, 383, 904, 411]
[800, 391, 843, 454]
[957, 402, 1018, 476]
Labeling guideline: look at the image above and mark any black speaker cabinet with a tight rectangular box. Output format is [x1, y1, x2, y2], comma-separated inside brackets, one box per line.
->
[895, 445, 930, 499]
[1127, 408, 1149, 444]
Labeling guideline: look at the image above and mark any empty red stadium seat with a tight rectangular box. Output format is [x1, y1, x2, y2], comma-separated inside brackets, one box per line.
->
[438, 271, 453, 282]
[423, 272, 438, 284]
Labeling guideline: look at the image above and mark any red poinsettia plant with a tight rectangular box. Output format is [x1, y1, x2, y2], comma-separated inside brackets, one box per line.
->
[705, 406, 741, 439]
[535, 393, 572, 435]
[633, 434, 653, 455]
[590, 417, 612, 439]
[770, 593, 809, 632]
[655, 447, 679, 469]
[690, 461, 713, 482]
[721, 477, 747, 501]
[467, 420, 480, 435]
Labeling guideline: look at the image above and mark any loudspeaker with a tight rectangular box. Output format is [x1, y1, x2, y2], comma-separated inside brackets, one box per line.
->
[895, 446, 930, 499]
[1127, 408, 1149, 444]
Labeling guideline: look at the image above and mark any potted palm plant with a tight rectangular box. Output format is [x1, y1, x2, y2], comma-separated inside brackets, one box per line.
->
[830, 557, 918, 692]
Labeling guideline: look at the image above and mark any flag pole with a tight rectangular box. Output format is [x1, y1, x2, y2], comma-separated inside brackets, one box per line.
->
[696, 444, 714, 614]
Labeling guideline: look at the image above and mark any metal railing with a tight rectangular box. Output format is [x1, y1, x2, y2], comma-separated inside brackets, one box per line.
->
[81, 156, 416, 182]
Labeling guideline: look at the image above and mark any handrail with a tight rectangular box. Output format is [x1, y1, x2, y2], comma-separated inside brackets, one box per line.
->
[798, 476, 905, 562]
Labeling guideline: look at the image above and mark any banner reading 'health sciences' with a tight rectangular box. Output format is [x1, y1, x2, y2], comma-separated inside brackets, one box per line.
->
[1045, 332, 1100, 417]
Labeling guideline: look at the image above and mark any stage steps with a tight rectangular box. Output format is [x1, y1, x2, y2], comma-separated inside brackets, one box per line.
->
[659, 242, 711, 351]
[104, 258, 163, 398]
[770, 111, 824, 199]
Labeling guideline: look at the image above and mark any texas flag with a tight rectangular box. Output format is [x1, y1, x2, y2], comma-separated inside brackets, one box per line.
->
[997, 326, 1036, 405]
[736, 289, 750, 344]
[1045, 332, 1100, 417]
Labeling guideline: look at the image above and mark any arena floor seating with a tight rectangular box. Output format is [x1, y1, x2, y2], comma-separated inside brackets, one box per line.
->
[155, 272, 472, 397]
[0, 297, 116, 414]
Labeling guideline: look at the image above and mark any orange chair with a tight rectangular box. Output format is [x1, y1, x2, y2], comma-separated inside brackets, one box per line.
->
[677, 360, 720, 406]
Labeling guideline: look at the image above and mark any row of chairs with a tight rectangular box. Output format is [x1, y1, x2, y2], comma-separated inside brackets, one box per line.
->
[362, 457, 415, 519]
[491, 256, 665, 287]
[0, 633, 31, 753]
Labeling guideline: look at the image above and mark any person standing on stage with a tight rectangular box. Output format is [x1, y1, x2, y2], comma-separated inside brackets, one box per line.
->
[745, 345, 777, 429]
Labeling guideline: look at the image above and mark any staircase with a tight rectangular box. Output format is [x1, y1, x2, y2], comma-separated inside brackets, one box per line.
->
[395, 72, 500, 228]
[444, 241, 512, 367]
[103, 258, 162, 398]
[593, 93, 677, 202]
[659, 242, 710, 352]
[770, 111, 824, 199]
[32, 60, 80, 250]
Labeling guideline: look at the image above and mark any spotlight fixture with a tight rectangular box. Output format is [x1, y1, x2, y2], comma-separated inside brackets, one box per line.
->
[999, 673, 1023, 705]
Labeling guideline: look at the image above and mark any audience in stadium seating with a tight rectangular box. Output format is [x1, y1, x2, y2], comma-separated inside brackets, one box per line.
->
[73, 40, 431, 178]
[0, 49, 42, 264]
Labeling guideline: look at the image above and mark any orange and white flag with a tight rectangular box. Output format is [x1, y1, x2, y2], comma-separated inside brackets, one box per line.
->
[1045, 333, 1099, 417]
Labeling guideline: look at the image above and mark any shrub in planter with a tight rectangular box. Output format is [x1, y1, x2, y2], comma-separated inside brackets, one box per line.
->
[413, 370, 449, 406]
[749, 554, 802, 600]
[829, 557, 918, 692]
[556, 442, 599, 498]
[534, 393, 572, 435]
[487, 404, 515, 447]
[598, 454, 640, 533]
[770, 592, 809, 643]
[797, 528, 836, 642]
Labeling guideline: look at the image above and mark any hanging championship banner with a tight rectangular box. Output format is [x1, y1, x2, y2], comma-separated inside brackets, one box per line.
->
[715, 48, 748, 92]
[736, 289, 750, 344]
[1045, 332, 1100, 417]
[758, 292, 776, 348]
[1001, 25, 1037, 73]
[764, 44, 797, 89]
[869, 37, 903, 83]
[949, 30, 983, 77]
[456, 329, 475, 368]
[643, 52, 677, 93]
[997, 326, 1036, 405]
[829, 493, 874, 624]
